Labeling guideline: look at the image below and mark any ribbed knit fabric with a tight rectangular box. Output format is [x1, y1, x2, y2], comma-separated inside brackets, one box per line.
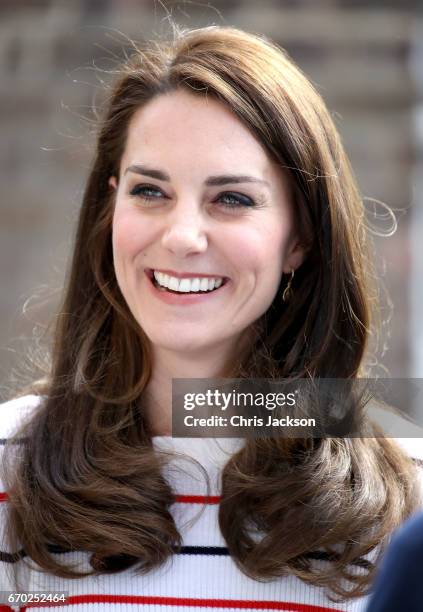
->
[0, 395, 422, 612]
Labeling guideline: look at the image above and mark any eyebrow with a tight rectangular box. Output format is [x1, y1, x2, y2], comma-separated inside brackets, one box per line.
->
[124, 164, 270, 187]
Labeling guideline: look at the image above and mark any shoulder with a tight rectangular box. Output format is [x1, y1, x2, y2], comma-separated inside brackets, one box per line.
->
[0, 394, 44, 491]
[369, 403, 423, 462]
[395, 438, 423, 463]
[0, 395, 42, 591]
[0, 394, 44, 441]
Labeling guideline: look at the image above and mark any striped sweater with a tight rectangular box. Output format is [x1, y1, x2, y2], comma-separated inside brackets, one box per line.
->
[1, 395, 422, 612]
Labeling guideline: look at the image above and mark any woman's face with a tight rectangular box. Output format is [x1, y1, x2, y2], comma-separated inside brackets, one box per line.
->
[111, 89, 304, 359]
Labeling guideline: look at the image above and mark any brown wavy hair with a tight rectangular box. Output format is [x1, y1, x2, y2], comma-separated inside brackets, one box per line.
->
[3, 26, 420, 600]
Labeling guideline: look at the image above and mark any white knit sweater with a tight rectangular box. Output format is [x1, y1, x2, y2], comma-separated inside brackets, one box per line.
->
[1, 395, 422, 612]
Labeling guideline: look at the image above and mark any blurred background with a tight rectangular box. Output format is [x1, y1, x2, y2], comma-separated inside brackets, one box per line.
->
[1, 0, 423, 399]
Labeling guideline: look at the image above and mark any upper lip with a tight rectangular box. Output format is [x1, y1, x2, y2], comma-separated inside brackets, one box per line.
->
[147, 268, 228, 280]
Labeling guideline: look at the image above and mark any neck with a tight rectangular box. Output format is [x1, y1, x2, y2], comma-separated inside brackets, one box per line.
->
[144, 344, 240, 436]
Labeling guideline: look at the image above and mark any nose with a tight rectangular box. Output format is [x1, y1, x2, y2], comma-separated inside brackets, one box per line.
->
[161, 208, 208, 257]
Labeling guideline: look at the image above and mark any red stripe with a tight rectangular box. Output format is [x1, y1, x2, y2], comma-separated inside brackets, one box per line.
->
[175, 495, 221, 504]
[19, 594, 344, 611]
[1, 493, 220, 505]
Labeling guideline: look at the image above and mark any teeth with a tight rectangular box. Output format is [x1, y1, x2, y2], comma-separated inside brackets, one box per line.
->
[152, 271, 225, 293]
[191, 278, 200, 292]
[169, 276, 179, 291]
[178, 279, 191, 292]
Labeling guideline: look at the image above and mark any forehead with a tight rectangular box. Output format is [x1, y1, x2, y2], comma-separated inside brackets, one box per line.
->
[120, 89, 278, 180]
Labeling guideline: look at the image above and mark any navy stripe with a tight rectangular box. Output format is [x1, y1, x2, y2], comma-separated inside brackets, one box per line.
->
[0, 545, 228, 563]
[0, 549, 25, 563]
[305, 550, 372, 570]
[177, 546, 228, 556]
[0, 544, 371, 570]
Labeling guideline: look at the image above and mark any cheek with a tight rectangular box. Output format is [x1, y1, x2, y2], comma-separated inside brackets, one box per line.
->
[112, 209, 148, 264]
[227, 222, 288, 279]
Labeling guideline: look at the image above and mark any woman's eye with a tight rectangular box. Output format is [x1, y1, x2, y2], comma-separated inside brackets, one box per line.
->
[128, 185, 255, 209]
[129, 184, 165, 202]
[216, 192, 255, 209]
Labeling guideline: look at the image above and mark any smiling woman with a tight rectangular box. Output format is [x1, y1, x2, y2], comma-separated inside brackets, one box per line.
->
[0, 25, 421, 612]
[110, 89, 303, 432]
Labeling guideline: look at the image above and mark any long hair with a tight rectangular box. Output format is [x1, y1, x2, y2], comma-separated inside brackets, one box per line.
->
[3, 26, 419, 600]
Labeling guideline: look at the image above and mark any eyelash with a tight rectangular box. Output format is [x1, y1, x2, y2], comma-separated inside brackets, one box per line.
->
[129, 184, 256, 209]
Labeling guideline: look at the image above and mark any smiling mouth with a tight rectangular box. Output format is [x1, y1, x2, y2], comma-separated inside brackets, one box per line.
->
[146, 269, 229, 295]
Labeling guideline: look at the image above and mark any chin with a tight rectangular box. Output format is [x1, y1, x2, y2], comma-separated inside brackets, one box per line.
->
[148, 329, 227, 357]
[157, 339, 214, 355]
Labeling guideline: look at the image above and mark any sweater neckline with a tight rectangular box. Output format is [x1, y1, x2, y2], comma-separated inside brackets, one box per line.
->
[151, 435, 245, 468]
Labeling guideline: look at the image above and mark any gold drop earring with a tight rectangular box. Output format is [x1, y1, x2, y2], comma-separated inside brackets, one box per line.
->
[282, 269, 295, 303]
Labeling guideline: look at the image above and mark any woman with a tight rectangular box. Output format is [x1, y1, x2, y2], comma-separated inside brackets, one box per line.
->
[0, 25, 421, 611]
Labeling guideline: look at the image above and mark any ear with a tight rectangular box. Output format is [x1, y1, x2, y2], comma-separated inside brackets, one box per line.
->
[282, 238, 308, 274]
[109, 176, 118, 190]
